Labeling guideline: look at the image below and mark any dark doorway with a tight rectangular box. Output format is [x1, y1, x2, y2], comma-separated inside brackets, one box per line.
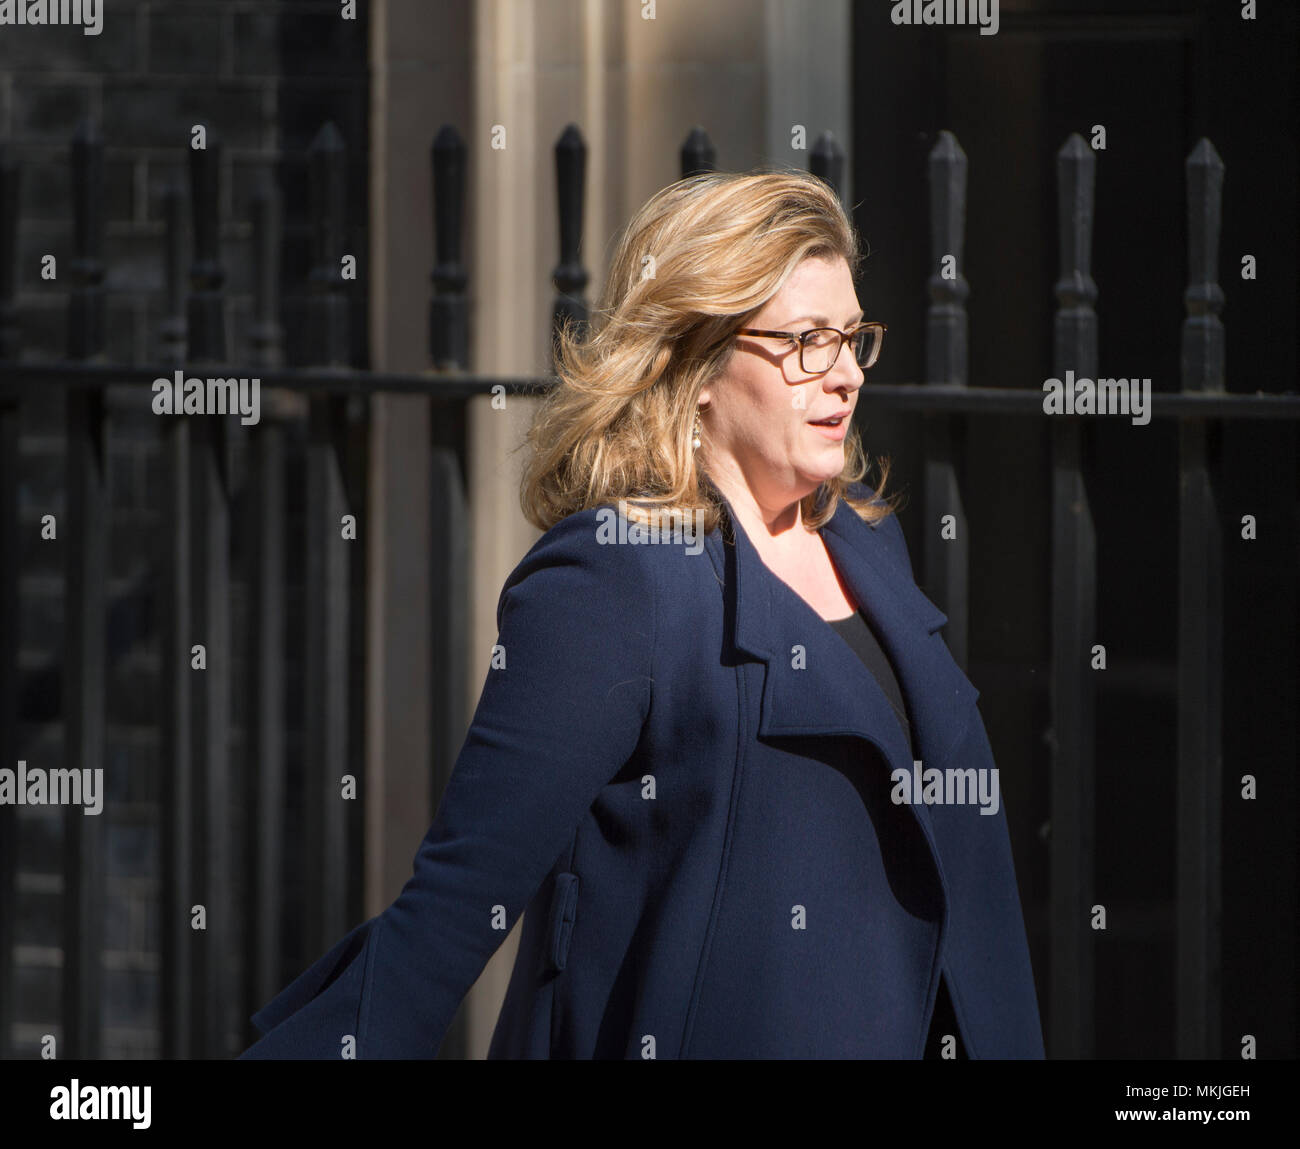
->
[851, 0, 1298, 1059]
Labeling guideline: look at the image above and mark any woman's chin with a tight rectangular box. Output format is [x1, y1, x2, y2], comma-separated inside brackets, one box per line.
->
[791, 464, 843, 496]
[802, 452, 845, 483]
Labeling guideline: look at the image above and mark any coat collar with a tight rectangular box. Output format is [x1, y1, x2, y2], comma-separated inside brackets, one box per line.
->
[702, 486, 980, 792]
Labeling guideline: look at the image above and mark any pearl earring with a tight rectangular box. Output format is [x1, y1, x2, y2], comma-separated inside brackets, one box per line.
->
[692, 408, 703, 452]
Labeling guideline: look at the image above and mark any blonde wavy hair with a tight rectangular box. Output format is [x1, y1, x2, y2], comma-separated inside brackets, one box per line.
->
[519, 167, 900, 536]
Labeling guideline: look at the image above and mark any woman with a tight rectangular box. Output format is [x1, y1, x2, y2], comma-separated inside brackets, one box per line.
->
[241, 169, 1045, 1060]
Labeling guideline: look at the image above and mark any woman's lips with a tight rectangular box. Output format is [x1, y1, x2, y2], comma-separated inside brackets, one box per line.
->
[808, 414, 849, 441]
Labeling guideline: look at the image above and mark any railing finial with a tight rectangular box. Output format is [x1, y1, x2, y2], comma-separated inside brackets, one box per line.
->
[0, 141, 20, 360]
[1053, 131, 1098, 380]
[68, 119, 106, 361]
[307, 121, 350, 368]
[810, 130, 845, 206]
[186, 125, 226, 362]
[551, 123, 589, 361]
[680, 126, 716, 180]
[926, 129, 969, 387]
[1181, 138, 1225, 394]
[430, 124, 468, 370]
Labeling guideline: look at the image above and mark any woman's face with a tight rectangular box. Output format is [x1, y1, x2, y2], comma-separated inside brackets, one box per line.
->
[698, 253, 865, 520]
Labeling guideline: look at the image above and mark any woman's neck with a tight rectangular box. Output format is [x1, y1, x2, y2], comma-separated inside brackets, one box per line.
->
[705, 469, 819, 556]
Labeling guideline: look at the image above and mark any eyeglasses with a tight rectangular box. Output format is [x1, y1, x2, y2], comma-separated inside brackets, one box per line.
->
[735, 322, 886, 376]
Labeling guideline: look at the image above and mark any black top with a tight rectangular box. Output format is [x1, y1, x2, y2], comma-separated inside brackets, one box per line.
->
[825, 606, 966, 1060]
[827, 608, 914, 759]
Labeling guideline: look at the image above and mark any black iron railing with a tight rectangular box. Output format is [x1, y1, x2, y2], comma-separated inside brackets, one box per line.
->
[0, 117, 1294, 1063]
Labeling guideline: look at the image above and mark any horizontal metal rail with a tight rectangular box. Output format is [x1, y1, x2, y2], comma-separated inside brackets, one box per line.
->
[1, 366, 1296, 419]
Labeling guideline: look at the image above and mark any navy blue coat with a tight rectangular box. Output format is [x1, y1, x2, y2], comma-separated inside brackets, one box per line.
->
[240, 482, 1045, 1059]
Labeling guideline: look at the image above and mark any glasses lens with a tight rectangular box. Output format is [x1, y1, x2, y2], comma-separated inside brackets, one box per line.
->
[799, 327, 882, 373]
[800, 329, 838, 374]
[852, 326, 880, 368]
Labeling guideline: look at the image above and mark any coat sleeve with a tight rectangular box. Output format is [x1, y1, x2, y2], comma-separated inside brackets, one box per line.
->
[239, 509, 656, 1058]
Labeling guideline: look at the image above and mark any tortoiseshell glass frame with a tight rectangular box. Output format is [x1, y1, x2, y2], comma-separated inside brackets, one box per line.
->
[735, 322, 886, 375]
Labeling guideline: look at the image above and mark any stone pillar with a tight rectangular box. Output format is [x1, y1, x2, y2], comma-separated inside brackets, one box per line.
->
[364, 0, 470, 924]
[464, 0, 544, 1059]
[763, 0, 851, 200]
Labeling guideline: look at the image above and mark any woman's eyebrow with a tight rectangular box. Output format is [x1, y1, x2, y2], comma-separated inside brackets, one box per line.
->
[783, 309, 865, 328]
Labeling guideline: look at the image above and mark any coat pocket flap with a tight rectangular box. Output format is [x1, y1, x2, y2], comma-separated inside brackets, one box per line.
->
[541, 872, 580, 974]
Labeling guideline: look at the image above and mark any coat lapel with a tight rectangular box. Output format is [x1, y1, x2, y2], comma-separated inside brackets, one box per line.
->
[704, 490, 981, 798]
